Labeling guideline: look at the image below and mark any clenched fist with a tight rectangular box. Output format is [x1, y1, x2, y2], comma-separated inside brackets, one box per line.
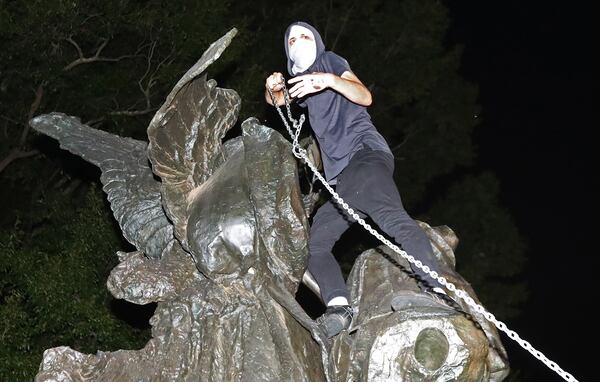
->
[266, 72, 285, 92]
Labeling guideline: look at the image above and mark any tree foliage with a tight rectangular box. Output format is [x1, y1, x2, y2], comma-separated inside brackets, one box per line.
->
[0, 186, 150, 380]
[425, 172, 528, 319]
[0, 0, 527, 379]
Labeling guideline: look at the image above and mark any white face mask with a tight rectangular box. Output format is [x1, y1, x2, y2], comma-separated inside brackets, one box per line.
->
[288, 25, 316, 74]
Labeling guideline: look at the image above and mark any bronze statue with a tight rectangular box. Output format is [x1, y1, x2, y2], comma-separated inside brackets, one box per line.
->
[31, 29, 508, 381]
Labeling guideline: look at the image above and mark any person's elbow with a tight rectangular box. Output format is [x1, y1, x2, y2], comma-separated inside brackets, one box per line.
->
[361, 90, 372, 107]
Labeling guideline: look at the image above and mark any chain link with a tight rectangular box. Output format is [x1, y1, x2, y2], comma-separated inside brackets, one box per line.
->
[266, 81, 579, 382]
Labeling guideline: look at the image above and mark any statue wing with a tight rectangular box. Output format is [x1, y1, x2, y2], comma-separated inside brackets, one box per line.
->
[147, 28, 241, 249]
[30, 113, 173, 259]
[30, 29, 240, 257]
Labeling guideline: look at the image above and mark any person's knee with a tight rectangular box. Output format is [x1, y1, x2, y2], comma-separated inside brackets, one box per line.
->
[309, 227, 340, 253]
[370, 204, 412, 229]
[355, 161, 387, 183]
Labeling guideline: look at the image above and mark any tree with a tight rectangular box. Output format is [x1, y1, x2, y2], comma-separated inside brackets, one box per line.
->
[426, 172, 528, 319]
[0, 0, 528, 378]
[0, 187, 151, 381]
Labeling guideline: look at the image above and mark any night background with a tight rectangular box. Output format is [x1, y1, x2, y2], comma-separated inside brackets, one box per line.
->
[0, 1, 594, 380]
[446, 3, 594, 381]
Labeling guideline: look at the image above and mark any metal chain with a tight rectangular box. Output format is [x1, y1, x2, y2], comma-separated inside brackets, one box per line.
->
[267, 80, 579, 382]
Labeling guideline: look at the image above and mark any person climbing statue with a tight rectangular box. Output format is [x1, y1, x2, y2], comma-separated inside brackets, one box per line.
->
[265, 21, 451, 338]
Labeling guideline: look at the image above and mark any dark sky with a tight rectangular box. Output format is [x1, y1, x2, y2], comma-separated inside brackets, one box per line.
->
[446, 2, 595, 380]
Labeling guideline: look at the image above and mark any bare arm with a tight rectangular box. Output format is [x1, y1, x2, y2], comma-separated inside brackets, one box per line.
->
[328, 71, 372, 106]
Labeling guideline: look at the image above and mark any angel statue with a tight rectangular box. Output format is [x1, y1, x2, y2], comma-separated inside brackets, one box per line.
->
[30, 29, 509, 381]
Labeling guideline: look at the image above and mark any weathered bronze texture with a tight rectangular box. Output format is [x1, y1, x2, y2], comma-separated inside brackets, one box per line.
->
[30, 29, 508, 381]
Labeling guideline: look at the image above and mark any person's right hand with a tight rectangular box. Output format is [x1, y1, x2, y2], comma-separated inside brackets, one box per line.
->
[266, 72, 284, 92]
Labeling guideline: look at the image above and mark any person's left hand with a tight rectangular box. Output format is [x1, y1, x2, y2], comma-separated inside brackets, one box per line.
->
[288, 73, 334, 98]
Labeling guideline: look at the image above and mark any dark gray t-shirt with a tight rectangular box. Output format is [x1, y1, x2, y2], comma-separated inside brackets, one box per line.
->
[298, 51, 392, 184]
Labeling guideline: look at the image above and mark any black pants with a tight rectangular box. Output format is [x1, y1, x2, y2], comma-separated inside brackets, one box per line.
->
[308, 145, 444, 304]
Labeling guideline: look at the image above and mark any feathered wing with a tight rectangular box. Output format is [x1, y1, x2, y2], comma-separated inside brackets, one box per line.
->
[30, 113, 173, 259]
[147, 28, 241, 250]
[29, 28, 241, 258]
